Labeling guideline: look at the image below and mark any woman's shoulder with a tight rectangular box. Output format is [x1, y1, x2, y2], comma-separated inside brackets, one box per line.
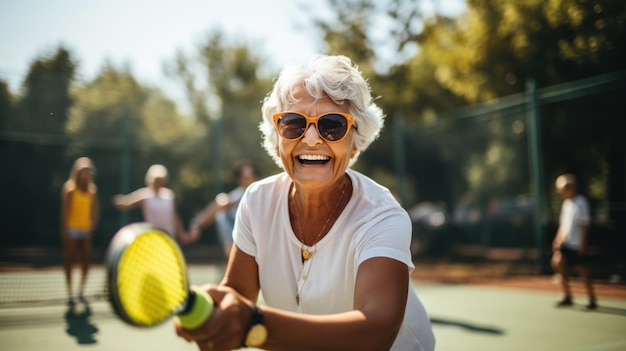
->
[247, 172, 289, 192]
[242, 172, 289, 205]
[62, 181, 73, 194]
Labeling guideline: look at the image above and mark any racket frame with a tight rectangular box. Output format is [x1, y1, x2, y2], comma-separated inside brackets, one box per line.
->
[106, 222, 194, 327]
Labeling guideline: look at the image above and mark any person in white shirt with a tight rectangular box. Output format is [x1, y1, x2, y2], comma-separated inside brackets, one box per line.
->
[551, 173, 597, 309]
[112, 164, 191, 244]
[176, 55, 435, 351]
[189, 161, 259, 258]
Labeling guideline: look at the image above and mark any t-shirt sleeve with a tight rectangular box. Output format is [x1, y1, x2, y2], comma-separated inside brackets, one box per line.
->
[356, 208, 415, 272]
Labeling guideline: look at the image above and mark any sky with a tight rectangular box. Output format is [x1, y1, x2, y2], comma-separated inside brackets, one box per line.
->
[0, 0, 465, 110]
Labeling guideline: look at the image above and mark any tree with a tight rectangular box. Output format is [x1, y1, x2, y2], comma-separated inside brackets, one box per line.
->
[0, 47, 78, 245]
[10, 47, 76, 134]
[421, 0, 626, 102]
[67, 64, 192, 150]
[166, 30, 275, 207]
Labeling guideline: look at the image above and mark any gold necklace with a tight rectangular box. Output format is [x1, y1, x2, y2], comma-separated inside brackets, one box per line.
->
[292, 179, 348, 262]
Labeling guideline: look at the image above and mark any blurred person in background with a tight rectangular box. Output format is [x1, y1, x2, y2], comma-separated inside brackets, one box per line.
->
[61, 157, 100, 306]
[113, 164, 191, 244]
[551, 173, 597, 309]
[189, 160, 259, 258]
[175, 54, 435, 351]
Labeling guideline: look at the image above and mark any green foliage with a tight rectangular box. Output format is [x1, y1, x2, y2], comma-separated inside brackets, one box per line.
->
[317, 0, 377, 74]
[68, 65, 193, 150]
[7, 47, 76, 134]
[421, 0, 626, 102]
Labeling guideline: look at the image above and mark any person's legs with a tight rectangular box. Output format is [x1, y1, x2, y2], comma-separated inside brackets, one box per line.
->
[552, 250, 573, 305]
[76, 236, 92, 302]
[578, 263, 597, 309]
[63, 236, 77, 304]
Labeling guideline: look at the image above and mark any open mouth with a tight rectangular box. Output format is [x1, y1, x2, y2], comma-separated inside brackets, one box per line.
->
[298, 154, 330, 165]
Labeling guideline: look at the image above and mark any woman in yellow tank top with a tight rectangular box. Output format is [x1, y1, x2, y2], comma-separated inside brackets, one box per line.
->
[61, 157, 100, 306]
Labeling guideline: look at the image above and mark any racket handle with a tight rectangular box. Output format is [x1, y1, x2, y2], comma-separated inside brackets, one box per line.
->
[177, 286, 215, 329]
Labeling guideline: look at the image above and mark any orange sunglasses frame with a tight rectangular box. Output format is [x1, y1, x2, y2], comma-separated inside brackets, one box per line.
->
[272, 111, 356, 142]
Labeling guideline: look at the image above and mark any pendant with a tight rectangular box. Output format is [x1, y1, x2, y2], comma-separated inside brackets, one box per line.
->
[301, 249, 311, 261]
[296, 294, 300, 305]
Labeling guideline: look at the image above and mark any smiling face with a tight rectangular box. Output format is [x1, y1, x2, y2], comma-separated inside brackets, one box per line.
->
[278, 85, 357, 191]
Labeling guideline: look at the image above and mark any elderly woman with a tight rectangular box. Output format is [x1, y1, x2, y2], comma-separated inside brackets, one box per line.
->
[177, 55, 435, 351]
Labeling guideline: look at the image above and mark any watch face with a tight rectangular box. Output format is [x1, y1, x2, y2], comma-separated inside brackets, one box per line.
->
[246, 324, 268, 347]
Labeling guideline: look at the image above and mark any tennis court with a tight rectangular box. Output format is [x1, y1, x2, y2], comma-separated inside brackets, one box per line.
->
[1, 262, 625, 351]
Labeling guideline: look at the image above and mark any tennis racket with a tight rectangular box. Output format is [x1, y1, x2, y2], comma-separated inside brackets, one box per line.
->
[106, 222, 213, 328]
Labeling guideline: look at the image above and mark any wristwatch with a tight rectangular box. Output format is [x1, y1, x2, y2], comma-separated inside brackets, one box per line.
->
[245, 304, 268, 348]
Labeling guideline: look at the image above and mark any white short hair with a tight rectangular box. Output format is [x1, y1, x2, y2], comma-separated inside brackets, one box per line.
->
[145, 164, 168, 186]
[259, 55, 385, 168]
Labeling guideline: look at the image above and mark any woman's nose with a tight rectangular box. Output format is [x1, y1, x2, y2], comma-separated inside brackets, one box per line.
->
[300, 124, 323, 146]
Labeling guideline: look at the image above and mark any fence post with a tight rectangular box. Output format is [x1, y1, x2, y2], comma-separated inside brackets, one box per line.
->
[526, 78, 546, 273]
[212, 116, 224, 195]
[394, 112, 408, 206]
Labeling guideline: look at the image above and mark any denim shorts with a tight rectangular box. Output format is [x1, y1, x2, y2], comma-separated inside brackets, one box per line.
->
[67, 229, 89, 239]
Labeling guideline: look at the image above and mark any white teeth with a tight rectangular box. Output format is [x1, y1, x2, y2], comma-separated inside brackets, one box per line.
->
[298, 155, 330, 161]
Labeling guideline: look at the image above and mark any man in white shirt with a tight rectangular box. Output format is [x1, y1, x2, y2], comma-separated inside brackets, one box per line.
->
[551, 173, 597, 309]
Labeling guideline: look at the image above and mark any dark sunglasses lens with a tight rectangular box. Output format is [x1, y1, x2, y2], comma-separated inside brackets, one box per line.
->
[318, 114, 348, 141]
[278, 113, 307, 139]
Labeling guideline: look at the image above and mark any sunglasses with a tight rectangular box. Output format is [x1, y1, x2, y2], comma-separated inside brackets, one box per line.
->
[273, 111, 356, 142]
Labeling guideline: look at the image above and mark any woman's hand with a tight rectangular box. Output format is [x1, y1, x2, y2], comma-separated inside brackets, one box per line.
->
[175, 285, 254, 351]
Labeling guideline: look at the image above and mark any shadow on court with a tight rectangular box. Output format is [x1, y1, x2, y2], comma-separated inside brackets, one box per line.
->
[64, 304, 98, 344]
[430, 317, 505, 335]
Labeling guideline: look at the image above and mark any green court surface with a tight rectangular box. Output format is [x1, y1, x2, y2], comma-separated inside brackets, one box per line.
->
[1, 264, 625, 351]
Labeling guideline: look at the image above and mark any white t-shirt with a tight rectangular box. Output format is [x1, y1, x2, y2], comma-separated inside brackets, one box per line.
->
[141, 187, 177, 237]
[559, 194, 590, 249]
[234, 169, 435, 351]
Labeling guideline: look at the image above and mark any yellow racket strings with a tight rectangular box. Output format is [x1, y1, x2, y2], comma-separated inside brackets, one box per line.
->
[117, 230, 188, 325]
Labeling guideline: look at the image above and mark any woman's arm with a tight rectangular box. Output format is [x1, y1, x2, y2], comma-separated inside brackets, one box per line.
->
[189, 192, 238, 242]
[220, 245, 261, 301]
[177, 253, 408, 351]
[258, 257, 407, 351]
[112, 188, 145, 210]
[173, 207, 192, 244]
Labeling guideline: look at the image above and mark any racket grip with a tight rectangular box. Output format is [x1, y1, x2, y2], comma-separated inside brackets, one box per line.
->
[177, 286, 215, 329]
